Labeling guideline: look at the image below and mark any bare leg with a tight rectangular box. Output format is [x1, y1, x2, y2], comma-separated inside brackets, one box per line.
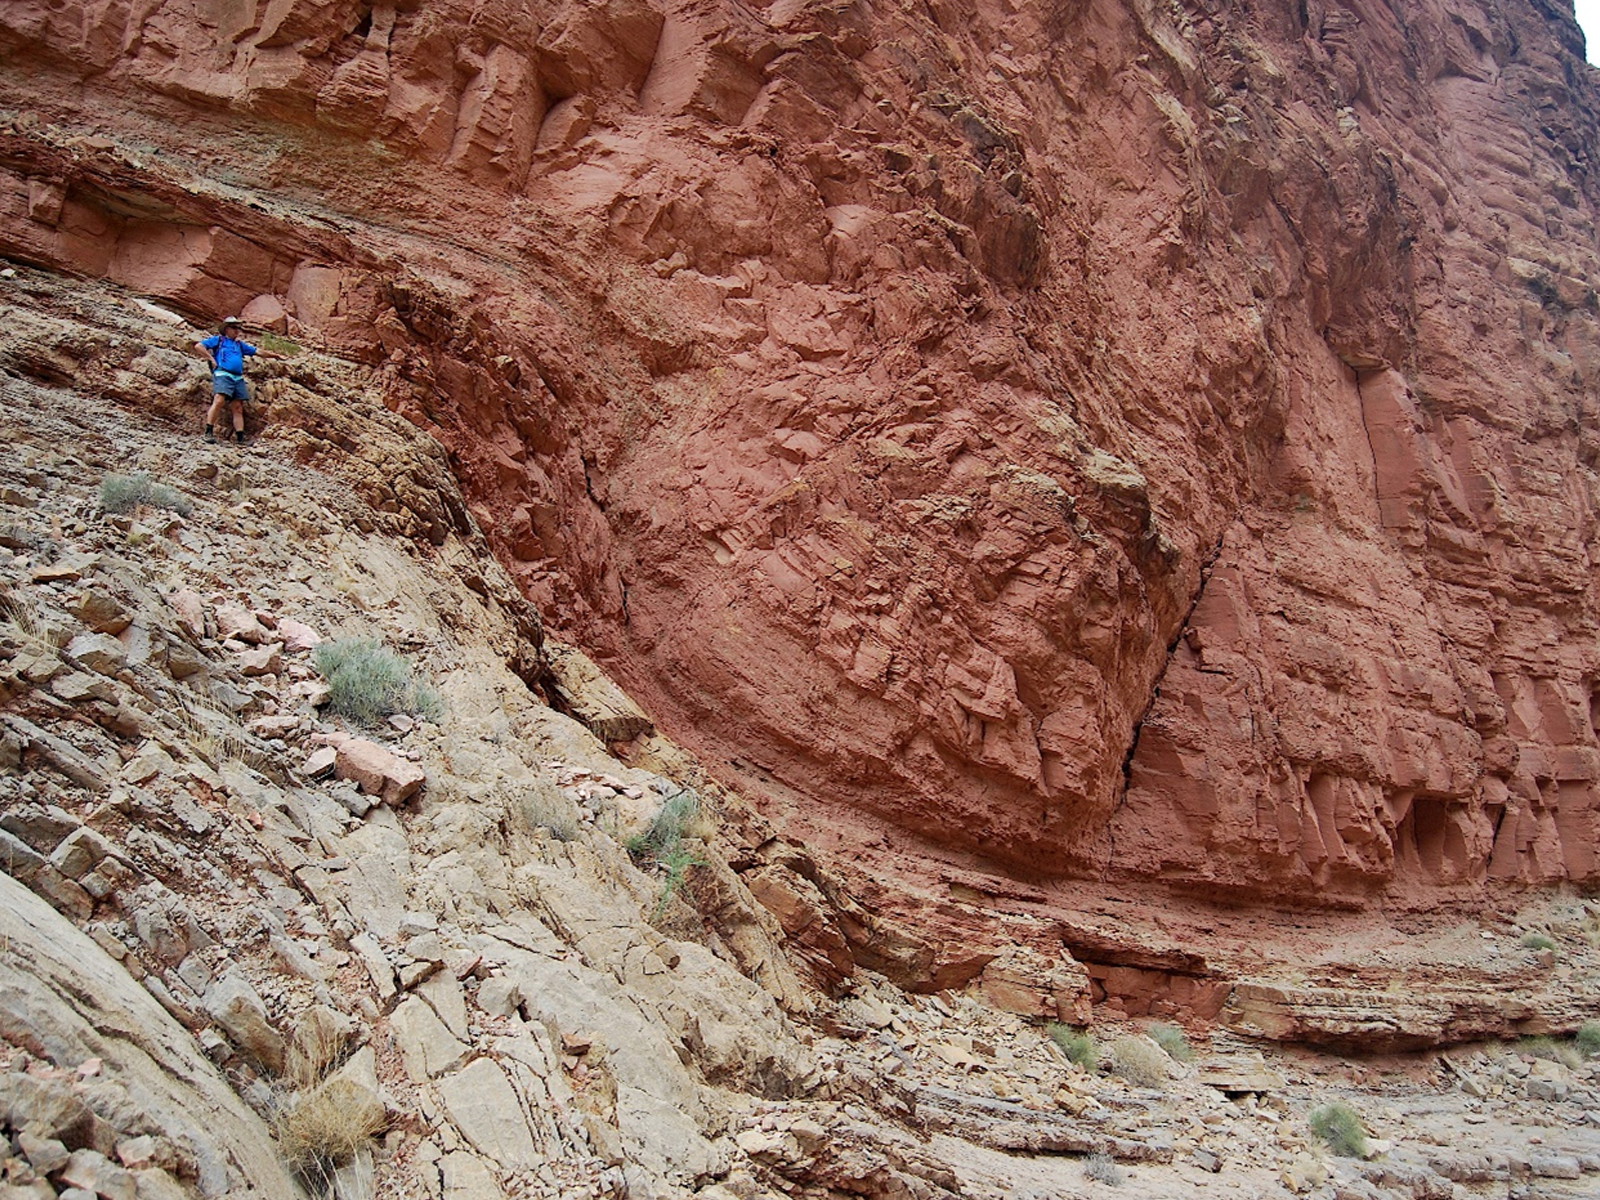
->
[206, 394, 226, 426]
[230, 400, 246, 433]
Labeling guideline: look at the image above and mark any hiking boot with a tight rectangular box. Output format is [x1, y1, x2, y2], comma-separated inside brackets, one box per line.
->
[234, 430, 246, 445]
[203, 426, 216, 443]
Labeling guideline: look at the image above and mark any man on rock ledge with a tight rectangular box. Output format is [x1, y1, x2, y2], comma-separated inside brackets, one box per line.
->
[194, 316, 284, 445]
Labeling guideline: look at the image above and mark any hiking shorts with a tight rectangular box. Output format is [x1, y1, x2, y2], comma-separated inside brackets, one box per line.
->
[212, 371, 251, 401]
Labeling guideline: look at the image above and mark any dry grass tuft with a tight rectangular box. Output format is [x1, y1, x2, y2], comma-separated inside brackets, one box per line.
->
[1107, 1035, 1170, 1088]
[1083, 1152, 1124, 1185]
[275, 1078, 387, 1175]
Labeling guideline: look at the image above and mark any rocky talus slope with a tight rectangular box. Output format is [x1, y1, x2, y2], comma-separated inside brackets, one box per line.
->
[2, 273, 1600, 1200]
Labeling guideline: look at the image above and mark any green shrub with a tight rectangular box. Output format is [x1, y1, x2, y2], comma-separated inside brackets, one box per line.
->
[313, 637, 439, 727]
[625, 788, 704, 916]
[1146, 1022, 1193, 1062]
[1107, 1036, 1170, 1087]
[1577, 1020, 1600, 1059]
[1309, 1101, 1368, 1158]
[1520, 932, 1557, 952]
[655, 841, 704, 915]
[412, 682, 444, 723]
[1048, 1024, 1098, 1069]
[1083, 1152, 1124, 1186]
[626, 788, 699, 858]
[100, 472, 193, 517]
[260, 330, 301, 357]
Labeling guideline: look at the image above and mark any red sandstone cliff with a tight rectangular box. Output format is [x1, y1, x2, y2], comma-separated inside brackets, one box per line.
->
[4, 0, 1600, 994]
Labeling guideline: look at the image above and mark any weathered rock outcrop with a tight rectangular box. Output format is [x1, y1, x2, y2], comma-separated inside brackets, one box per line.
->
[4, 0, 1600, 993]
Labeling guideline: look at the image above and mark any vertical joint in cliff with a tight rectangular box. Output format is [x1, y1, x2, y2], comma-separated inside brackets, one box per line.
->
[1352, 367, 1383, 512]
[1113, 523, 1234, 813]
[581, 453, 604, 510]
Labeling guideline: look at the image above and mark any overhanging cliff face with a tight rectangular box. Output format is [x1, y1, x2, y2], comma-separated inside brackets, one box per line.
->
[3, 0, 1599, 930]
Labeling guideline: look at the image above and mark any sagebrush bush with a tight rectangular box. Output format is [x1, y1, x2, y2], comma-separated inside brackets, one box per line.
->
[1578, 1020, 1600, 1059]
[1146, 1022, 1194, 1062]
[1083, 1152, 1124, 1186]
[1520, 932, 1557, 952]
[627, 788, 700, 856]
[313, 637, 440, 727]
[1048, 1024, 1098, 1069]
[1309, 1101, 1368, 1157]
[100, 472, 193, 517]
[1108, 1036, 1170, 1087]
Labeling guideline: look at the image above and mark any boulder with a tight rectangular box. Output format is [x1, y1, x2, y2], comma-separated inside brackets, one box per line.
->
[436, 1059, 541, 1168]
[71, 589, 131, 635]
[58, 1148, 138, 1200]
[235, 642, 283, 676]
[166, 590, 206, 639]
[278, 618, 322, 652]
[49, 827, 115, 880]
[203, 970, 286, 1074]
[390, 997, 467, 1081]
[213, 603, 264, 644]
[325, 735, 425, 805]
[65, 633, 126, 676]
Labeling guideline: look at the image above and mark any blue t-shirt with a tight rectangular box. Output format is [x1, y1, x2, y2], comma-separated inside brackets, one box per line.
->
[202, 334, 258, 375]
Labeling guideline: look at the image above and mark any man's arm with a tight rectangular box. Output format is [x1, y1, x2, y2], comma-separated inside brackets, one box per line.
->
[193, 338, 218, 368]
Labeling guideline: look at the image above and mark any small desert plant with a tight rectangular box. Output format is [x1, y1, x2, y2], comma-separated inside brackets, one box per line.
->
[626, 788, 700, 857]
[171, 688, 256, 769]
[520, 787, 580, 843]
[1577, 1020, 1600, 1058]
[275, 1077, 386, 1186]
[260, 330, 302, 356]
[412, 682, 445, 723]
[1309, 1101, 1368, 1158]
[1, 593, 65, 647]
[1146, 1022, 1194, 1062]
[100, 472, 193, 517]
[654, 841, 704, 915]
[1107, 1035, 1170, 1087]
[1048, 1024, 1098, 1069]
[285, 1014, 351, 1090]
[1083, 1152, 1124, 1185]
[625, 788, 704, 916]
[1520, 932, 1557, 952]
[1520, 1036, 1582, 1069]
[313, 637, 440, 727]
